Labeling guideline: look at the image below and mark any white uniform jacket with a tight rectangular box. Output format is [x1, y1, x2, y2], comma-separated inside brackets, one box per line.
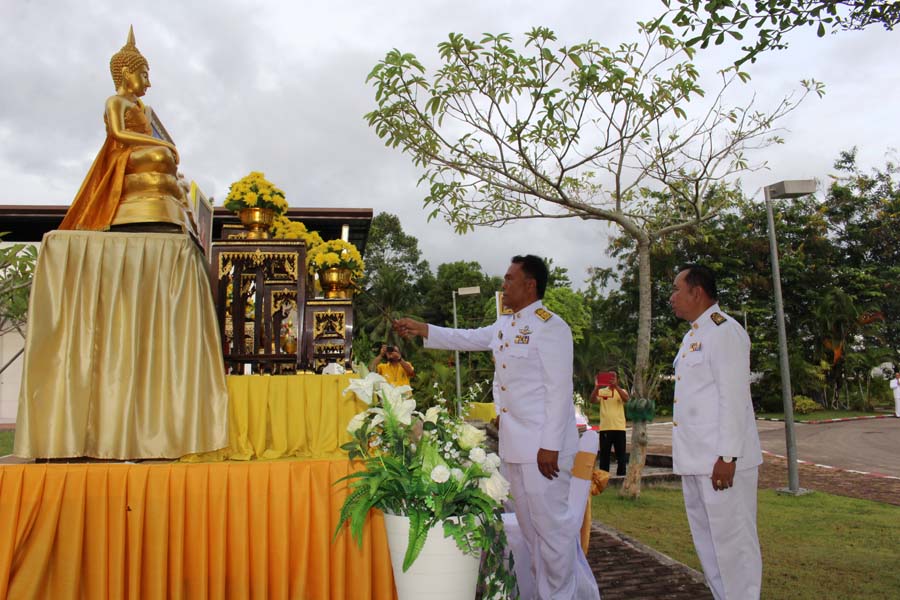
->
[425, 300, 578, 464]
[672, 304, 762, 475]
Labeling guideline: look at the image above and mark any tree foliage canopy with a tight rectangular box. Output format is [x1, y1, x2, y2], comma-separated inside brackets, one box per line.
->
[656, 1, 900, 65]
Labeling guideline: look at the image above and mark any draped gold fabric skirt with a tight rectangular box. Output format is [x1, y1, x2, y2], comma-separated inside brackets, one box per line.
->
[14, 231, 228, 459]
[0, 461, 396, 599]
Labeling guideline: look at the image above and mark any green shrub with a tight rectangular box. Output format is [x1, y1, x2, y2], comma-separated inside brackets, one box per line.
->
[793, 395, 819, 415]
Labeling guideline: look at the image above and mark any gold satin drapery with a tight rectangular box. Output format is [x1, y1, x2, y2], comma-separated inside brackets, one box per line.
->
[183, 374, 366, 462]
[14, 231, 228, 460]
[0, 461, 396, 599]
[465, 402, 497, 422]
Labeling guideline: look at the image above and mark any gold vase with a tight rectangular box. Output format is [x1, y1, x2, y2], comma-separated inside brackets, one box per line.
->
[237, 207, 276, 239]
[318, 267, 354, 299]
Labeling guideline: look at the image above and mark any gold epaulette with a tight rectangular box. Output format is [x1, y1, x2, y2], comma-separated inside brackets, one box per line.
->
[710, 312, 726, 326]
[535, 308, 552, 321]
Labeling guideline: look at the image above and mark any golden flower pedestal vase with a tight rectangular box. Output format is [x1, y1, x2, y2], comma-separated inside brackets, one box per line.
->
[318, 267, 354, 299]
[237, 207, 276, 239]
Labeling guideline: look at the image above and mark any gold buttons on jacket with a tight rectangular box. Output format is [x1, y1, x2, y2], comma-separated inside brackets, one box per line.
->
[673, 421, 678, 427]
[502, 364, 506, 369]
[677, 376, 681, 381]
[502, 407, 508, 413]
[501, 386, 507, 391]
[673, 398, 678, 403]
[511, 321, 516, 326]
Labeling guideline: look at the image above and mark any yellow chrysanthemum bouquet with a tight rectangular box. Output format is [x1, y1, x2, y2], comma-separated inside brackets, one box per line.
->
[271, 215, 325, 249]
[223, 171, 289, 215]
[307, 239, 364, 280]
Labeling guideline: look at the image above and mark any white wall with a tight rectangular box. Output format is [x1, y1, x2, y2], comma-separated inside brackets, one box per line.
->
[0, 332, 24, 423]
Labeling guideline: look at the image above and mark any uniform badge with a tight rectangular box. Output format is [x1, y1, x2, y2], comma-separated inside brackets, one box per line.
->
[689, 342, 702, 352]
[710, 312, 726, 326]
[518, 325, 533, 336]
[514, 335, 530, 344]
[535, 308, 552, 321]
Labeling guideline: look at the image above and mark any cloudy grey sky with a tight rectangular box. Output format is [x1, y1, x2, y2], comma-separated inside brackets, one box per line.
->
[1, 0, 897, 286]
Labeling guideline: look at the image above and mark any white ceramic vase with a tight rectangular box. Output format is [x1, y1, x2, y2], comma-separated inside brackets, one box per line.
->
[383, 513, 481, 599]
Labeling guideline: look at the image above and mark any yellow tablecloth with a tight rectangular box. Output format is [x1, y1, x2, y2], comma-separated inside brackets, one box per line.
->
[183, 374, 367, 462]
[0, 460, 395, 599]
[14, 231, 227, 460]
[465, 401, 497, 422]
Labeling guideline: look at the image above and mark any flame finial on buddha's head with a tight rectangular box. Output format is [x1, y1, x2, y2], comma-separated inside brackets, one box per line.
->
[109, 26, 149, 89]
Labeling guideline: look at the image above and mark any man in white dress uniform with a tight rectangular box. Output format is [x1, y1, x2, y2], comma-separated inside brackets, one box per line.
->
[669, 264, 763, 600]
[395, 255, 599, 600]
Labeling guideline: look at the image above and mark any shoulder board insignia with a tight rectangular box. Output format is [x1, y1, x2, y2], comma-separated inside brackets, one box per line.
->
[710, 312, 726, 326]
[535, 308, 552, 321]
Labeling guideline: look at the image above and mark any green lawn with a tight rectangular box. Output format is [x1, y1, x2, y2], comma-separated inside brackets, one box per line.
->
[757, 410, 883, 422]
[0, 430, 14, 455]
[593, 484, 900, 599]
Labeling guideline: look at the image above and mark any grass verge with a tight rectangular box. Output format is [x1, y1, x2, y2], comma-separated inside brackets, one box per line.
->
[593, 483, 900, 600]
[0, 430, 14, 455]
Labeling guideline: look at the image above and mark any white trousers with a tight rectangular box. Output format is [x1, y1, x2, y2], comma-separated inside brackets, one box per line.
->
[894, 393, 900, 417]
[682, 468, 762, 600]
[505, 455, 597, 599]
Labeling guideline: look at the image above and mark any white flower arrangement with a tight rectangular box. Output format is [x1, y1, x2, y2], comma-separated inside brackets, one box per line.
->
[336, 370, 515, 597]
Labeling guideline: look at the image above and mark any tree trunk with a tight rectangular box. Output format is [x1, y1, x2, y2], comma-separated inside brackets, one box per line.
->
[620, 237, 652, 499]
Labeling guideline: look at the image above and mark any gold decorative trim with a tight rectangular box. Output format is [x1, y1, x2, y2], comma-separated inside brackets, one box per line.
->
[217, 251, 299, 281]
[313, 310, 345, 339]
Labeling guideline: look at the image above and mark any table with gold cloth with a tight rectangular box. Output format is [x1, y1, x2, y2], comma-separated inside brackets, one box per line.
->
[185, 373, 368, 462]
[0, 374, 396, 599]
[14, 230, 228, 460]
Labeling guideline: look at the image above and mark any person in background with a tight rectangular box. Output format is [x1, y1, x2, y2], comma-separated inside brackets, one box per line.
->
[890, 371, 900, 417]
[590, 370, 629, 476]
[368, 344, 415, 387]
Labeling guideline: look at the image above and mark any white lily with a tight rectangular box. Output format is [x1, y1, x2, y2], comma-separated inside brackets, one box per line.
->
[344, 372, 387, 405]
[347, 412, 368, 434]
[381, 386, 416, 425]
[424, 406, 441, 424]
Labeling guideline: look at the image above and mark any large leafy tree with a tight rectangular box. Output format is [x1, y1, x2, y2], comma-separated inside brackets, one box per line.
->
[598, 151, 897, 412]
[0, 240, 37, 374]
[656, 0, 900, 65]
[356, 212, 431, 355]
[365, 23, 819, 496]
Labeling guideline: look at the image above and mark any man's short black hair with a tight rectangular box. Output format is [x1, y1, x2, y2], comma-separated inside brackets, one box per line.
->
[680, 264, 717, 300]
[512, 255, 549, 298]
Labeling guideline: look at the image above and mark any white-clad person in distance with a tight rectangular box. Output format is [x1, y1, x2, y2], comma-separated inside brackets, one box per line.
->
[394, 255, 600, 600]
[669, 264, 763, 600]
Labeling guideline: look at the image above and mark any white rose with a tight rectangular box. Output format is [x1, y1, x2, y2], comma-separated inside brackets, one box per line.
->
[483, 452, 502, 474]
[450, 468, 464, 481]
[424, 406, 441, 424]
[478, 470, 511, 503]
[468, 447, 487, 465]
[431, 465, 451, 483]
[456, 423, 486, 450]
[347, 412, 367, 434]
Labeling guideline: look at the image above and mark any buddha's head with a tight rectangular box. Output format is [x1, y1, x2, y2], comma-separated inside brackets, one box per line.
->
[110, 26, 150, 95]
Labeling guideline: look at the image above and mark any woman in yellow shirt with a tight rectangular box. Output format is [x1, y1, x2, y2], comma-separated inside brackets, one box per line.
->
[590, 371, 629, 476]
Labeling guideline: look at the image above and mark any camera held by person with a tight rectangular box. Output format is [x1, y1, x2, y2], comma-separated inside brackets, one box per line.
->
[368, 343, 415, 387]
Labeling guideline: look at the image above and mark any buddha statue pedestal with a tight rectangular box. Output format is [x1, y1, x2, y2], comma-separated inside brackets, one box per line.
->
[13, 230, 228, 459]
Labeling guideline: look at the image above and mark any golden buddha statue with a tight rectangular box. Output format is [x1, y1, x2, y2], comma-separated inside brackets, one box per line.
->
[60, 27, 195, 233]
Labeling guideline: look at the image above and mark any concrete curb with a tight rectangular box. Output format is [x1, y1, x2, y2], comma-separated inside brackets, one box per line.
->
[756, 414, 895, 424]
[591, 521, 707, 586]
[761, 450, 900, 481]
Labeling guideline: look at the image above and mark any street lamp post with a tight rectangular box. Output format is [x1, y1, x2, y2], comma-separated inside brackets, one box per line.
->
[452, 285, 481, 415]
[764, 179, 816, 496]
